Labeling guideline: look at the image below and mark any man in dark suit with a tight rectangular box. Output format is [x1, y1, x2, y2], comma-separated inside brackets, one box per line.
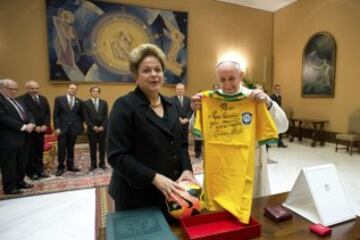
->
[171, 83, 193, 142]
[83, 86, 108, 171]
[270, 84, 287, 148]
[53, 83, 84, 176]
[18, 80, 51, 180]
[0, 79, 34, 194]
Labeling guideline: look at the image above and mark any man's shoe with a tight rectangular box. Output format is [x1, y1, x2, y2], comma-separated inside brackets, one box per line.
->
[89, 166, 96, 171]
[278, 144, 288, 148]
[5, 188, 23, 194]
[67, 167, 80, 172]
[29, 175, 40, 181]
[18, 182, 34, 189]
[99, 164, 107, 170]
[56, 169, 64, 176]
[39, 172, 50, 178]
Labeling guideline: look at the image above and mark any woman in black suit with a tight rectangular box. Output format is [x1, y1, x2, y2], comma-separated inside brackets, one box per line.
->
[107, 43, 197, 213]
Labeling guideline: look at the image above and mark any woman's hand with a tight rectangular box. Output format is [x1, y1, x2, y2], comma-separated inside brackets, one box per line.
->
[152, 173, 184, 201]
[191, 93, 203, 110]
[177, 170, 200, 186]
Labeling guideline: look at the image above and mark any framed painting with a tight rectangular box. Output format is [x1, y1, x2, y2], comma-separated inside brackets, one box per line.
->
[46, 0, 188, 84]
[302, 32, 336, 97]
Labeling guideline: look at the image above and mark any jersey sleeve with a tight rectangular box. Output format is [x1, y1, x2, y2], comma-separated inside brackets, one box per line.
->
[192, 90, 211, 139]
[256, 102, 278, 145]
[191, 109, 203, 139]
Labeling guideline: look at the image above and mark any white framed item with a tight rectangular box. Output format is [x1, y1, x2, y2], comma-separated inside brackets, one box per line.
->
[283, 164, 356, 226]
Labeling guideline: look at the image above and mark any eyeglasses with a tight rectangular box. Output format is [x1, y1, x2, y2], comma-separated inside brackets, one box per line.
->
[5, 87, 18, 91]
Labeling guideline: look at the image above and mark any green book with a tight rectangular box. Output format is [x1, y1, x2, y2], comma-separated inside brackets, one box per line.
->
[106, 207, 177, 240]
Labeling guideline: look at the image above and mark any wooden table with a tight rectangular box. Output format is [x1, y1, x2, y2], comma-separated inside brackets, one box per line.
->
[171, 192, 360, 239]
[289, 118, 329, 147]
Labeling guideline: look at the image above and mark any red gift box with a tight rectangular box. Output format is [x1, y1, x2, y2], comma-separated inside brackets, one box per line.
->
[309, 224, 332, 237]
[180, 211, 261, 240]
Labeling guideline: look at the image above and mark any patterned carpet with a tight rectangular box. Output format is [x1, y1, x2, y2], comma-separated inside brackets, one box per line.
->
[0, 144, 111, 200]
[0, 141, 203, 200]
[96, 186, 114, 240]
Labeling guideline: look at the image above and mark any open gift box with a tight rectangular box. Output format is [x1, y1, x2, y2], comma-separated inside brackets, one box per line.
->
[180, 211, 261, 240]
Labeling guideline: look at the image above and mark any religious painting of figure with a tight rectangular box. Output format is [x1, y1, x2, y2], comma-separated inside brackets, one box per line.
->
[302, 32, 336, 97]
[46, 0, 188, 84]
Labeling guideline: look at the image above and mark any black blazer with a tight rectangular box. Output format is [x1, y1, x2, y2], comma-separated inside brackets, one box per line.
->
[107, 87, 193, 210]
[17, 94, 50, 127]
[83, 98, 108, 133]
[0, 94, 32, 148]
[270, 94, 282, 107]
[171, 95, 193, 119]
[53, 95, 84, 135]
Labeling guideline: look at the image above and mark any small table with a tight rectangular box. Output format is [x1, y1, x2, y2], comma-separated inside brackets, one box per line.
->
[101, 192, 360, 239]
[171, 192, 360, 239]
[289, 118, 329, 147]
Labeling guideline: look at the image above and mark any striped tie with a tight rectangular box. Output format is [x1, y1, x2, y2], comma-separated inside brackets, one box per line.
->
[10, 99, 27, 121]
[69, 97, 74, 109]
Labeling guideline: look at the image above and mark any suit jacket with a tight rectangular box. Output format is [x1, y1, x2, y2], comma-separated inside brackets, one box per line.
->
[0, 94, 32, 148]
[270, 94, 282, 107]
[53, 95, 84, 135]
[107, 87, 193, 210]
[17, 94, 50, 127]
[171, 95, 193, 119]
[83, 98, 108, 133]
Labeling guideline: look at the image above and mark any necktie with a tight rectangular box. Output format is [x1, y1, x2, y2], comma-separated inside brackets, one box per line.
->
[33, 96, 40, 105]
[10, 99, 26, 121]
[69, 97, 74, 109]
[94, 99, 99, 112]
[179, 97, 183, 107]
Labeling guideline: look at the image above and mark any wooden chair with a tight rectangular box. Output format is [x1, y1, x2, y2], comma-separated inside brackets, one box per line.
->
[283, 107, 293, 139]
[335, 112, 360, 155]
[43, 127, 58, 171]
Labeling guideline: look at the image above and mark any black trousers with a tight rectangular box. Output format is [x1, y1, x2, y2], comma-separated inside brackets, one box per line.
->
[278, 133, 284, 146]
[0, 145, 29, 192]
[27, 132, 45, 176]
[87, 130, 106, 168]
[181, 123, 189, 146]
[194, 140, 202, 158]
[57, 128, 77, 170]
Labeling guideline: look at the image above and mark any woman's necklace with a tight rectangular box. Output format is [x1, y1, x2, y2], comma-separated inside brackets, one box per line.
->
[149, 96, 161, 108]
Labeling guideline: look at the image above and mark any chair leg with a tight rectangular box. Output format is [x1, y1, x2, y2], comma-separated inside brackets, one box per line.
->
[335, 140, 338, 152]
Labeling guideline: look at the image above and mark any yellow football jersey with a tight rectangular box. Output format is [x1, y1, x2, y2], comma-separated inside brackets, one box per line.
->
[193, 90, 278, 224]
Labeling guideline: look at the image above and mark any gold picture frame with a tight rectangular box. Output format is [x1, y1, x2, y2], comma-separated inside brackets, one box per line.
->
[302, 32, 336, 98]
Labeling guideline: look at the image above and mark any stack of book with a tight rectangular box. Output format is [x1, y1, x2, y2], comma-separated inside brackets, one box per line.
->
[107, 207, 177, 240]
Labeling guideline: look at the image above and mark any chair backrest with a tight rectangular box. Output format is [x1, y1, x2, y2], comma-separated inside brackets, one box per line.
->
[349, 111, 360, 134]
[284, 107, 293, 120]
[45, 125, 53, 135]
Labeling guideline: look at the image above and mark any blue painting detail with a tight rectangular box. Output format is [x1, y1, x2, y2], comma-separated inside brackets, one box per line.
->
[242, 112, 252, 125]
[46, 0, 188, 84]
